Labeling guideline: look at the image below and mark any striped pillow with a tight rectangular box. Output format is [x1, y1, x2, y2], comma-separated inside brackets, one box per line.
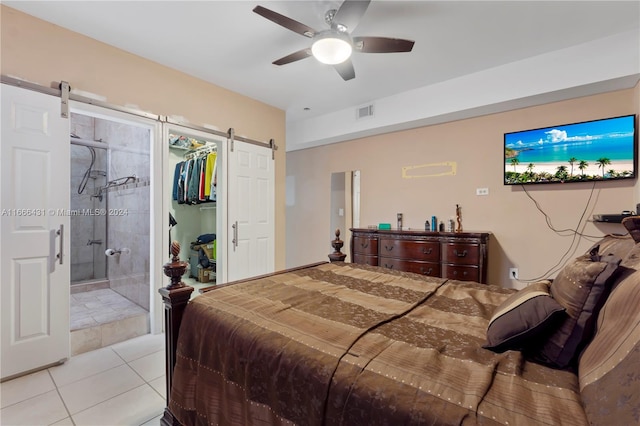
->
[484, 281, 565, 353]
[578, 253, 640, 426]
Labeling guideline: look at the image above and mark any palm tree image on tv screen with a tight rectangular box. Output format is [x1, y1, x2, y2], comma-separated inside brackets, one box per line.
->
[504, 115, 636, 185]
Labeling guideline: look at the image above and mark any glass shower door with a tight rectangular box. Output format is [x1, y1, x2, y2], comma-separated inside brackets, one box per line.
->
[70, 142, 108, 283]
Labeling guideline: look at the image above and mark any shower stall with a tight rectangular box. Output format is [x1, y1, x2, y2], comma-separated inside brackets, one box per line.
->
[70, 140, 109, 286]
[69, 112, 152, 354]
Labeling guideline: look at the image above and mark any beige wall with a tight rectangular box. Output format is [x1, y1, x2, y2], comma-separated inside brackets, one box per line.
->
[287, 87, 638, 289]
[0, 6, 286, 270]
[636, 83, 640, 207]
[3, 6, 637, 287]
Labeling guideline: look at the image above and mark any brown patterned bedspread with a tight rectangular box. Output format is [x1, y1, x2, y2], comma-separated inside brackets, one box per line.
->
[169, 262, 588, 425]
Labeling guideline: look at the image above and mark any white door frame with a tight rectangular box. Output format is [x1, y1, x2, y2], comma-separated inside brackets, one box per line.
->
[69, 102, 163, 333]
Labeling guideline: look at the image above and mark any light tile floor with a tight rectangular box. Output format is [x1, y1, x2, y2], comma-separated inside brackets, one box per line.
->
[0, 333, 166, 426]
[70, 288, 147, 331]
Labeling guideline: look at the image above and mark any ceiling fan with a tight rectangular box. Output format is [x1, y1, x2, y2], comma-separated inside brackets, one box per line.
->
[253, 0, 415, 81]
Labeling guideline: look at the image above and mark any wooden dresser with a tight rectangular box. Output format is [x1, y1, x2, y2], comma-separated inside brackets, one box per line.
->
[350, 228, 490, 283]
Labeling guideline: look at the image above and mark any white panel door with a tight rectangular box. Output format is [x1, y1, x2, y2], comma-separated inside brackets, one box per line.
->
[227, 141, 274, 282]
[1, 84, 70, 379]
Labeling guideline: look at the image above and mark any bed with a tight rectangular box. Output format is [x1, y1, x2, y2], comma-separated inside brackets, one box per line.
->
[159, 218, 640, 426]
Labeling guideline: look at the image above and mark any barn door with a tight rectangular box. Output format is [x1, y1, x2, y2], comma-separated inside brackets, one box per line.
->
[1, 84, 70, 379]
[226, 140, 274, 281]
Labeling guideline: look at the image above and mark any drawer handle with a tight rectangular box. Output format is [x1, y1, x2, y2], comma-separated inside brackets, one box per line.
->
[422, 248, 432, 255]
[384, 245, 394, 252]
[361, 241, 369, 249]
[420, 267, 433, 275]
[384, 263, 394, 269]
[452, 270, 469, 276]
[453, 249, 468, 258]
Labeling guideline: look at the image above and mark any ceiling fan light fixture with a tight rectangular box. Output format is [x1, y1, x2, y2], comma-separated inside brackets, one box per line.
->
[311, 31, 352, 65]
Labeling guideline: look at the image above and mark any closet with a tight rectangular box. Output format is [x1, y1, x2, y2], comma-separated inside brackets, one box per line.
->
[164, 121, 276, 285]
[167, 126, 224, 287]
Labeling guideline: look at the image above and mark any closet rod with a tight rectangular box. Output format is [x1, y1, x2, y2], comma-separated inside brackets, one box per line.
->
[1, 75, 161, 121]
[184, 147, 216, 160]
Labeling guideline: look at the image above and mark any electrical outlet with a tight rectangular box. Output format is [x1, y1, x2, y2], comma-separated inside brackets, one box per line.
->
[476, 187, 489, 196]
[509, 268, 519, 280]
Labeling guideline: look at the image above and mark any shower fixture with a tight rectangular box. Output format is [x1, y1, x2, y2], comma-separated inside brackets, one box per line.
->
[105, 247, 131, 256]
[93, 175, 139, 201]
[107, 175, 138, 186]
[77, 146, 97, 195]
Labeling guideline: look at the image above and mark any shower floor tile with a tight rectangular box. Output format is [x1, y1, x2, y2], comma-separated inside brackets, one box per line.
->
[70, 288, 146, 331]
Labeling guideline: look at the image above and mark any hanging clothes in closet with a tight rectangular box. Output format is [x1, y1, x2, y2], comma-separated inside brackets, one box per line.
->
[172, 147, 217, 205]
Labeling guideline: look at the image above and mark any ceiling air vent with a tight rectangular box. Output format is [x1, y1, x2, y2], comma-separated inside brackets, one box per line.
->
[357, 104, 374, 120]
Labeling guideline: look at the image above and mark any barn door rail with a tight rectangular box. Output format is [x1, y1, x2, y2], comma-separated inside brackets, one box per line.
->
[1, 75, 277, 155]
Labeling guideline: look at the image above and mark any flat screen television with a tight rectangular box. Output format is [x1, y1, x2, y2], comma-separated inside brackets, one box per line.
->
[504, 114, 637, 185]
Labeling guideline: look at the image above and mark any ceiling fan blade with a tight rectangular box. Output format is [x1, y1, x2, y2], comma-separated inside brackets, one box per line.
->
[333, 59, 356, 81]
[253, 5, 316, 38]
[333, 0, 371, 32]
[353, 36, 415, 53]
[273, 49, 312, 66]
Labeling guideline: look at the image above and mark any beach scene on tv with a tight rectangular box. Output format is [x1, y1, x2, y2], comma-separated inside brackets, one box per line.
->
[504, 115, 636, 184]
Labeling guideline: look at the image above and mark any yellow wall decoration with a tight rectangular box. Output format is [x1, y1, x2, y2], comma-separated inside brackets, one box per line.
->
[402, 161, 457, 179]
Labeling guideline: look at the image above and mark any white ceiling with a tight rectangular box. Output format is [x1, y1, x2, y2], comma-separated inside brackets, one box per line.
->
[6, 1, 640, 149]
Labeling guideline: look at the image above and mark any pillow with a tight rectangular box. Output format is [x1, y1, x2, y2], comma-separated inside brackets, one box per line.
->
[622, 215, 640, 243]
[578, 264, 640, 426]
[529, 248, 622, 369]
[586, 234, 634, 261]
[483, 281, 565, 353]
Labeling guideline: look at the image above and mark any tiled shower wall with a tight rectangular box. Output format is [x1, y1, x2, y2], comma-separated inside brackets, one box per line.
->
[70, 113, 151, 310]
[97, 118, 151, 310]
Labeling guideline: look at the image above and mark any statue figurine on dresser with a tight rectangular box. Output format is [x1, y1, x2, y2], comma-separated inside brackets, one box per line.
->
[456, 204, 463, 232]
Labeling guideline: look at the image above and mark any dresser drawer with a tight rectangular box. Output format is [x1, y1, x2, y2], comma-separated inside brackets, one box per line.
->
[353, 254, 378, 266]
[353, 236, 379, 256]
[349, 228, 489, 284]
[379, 239, 440, 262]
[442, 243, 480, 265]
[379, 257, 441, 277]
[443, 264, 480, 282]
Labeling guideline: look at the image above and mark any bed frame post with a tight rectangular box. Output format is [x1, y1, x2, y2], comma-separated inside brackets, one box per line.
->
[329, 228, 347, 262]
[159, 242, 193, 426]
